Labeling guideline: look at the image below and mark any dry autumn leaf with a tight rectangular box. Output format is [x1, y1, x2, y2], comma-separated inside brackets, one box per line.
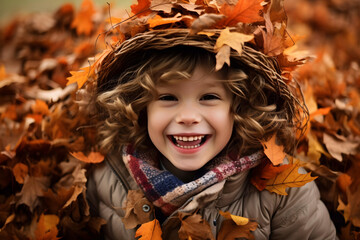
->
[250, 158, 290, 191]
[34, 214, 60, 240]
[12, 163, 28, 184]
[148, 14, 182, 29]
[214, 28, 254, 70]
[71, 0, 95, 36]
[67, 66, 93, 89]
[122, 189, 153, 229]
[265, 160, 318, 195]
[70, 151, 104, 163]
[178, 212, 214, 240]
[131, 0, 152, 17]
[219, 211, 249, 225]
[217, 219, 257, 240]
[218, 0, 263, 26]
[135, 219, 162, 240]
[261, 134, 285, 165]
[190, 14, 225, 35]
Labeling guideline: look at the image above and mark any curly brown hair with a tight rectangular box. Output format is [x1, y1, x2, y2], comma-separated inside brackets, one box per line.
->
[94, 30, 307, 157]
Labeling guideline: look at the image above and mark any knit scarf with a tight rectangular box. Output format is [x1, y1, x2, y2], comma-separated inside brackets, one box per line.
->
[123, 145, 264, 216]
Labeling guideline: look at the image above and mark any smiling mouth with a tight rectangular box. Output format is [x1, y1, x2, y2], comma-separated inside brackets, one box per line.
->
[169, 135, 208, 149]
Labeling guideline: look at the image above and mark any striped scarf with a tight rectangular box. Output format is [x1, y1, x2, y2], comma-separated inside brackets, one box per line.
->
[123, 145, 264, 215]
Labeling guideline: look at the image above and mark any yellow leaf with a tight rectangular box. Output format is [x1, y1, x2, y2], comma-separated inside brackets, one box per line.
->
[66, 66, 93, 88]
[261, 134, 285, 165]
[265, 160, 318, 195]
[135, 219, 163, 240]
[219, 211, 249, 225]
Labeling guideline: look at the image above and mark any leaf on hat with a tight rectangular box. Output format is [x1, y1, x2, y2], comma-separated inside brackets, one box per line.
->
[135, 219, 162, 240]
[218, 0, 263, 26]
[71, 0, 95, 36]
[178, 211, 215, 240]
[215, 45, 231, 71]
[260, 11, 284, 56]
[260, 134, 285, 166]
[131, 0, 152, 17]
[150, 0, 173, 13]
[190, 13, 225, 35]
[148, 14, 183, 29]
[214, 28, 254, 70]
[265, 159, 318, 195]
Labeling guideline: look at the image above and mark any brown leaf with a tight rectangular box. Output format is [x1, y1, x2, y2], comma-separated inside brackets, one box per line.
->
[323, 133, 358, 162]
[16, 176, 50, 211]
[71, 0, 95, 36]
[217, 219, 257, 240]
[190, 14, 225, 35]
[150, 0, 173, 14]
[178, 212, 214, 240]
[135, 219, 162, 240]
[261, 134, 285, 165]
[260, 11, 284, 56]
[43, 187, 75, 213]
[0, 64, 7, 80]
[265, 159, 318, 195]
[218, 0, 263, 26]
[122, 189, 153, 229]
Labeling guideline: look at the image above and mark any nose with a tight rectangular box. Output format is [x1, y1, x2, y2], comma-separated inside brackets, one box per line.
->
[175, 104, 201, 125]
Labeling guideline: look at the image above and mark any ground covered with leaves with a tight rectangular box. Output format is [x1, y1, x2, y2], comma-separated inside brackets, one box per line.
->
[0, 0, 359, 239]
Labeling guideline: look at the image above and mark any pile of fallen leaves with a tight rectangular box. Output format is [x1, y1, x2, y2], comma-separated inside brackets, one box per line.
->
[0, 0, 359, 239]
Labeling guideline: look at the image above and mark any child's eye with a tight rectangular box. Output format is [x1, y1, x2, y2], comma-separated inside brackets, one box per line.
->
[158, 95, 177, 101]
[200, 94, 220, 101]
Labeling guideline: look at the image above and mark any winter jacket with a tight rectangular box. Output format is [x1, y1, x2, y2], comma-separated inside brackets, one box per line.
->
[86, 152, 337, 240]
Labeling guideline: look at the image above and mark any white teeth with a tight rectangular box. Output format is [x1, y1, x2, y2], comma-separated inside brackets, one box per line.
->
[176, 144, 201, 149]
[173, 135, 204, 142]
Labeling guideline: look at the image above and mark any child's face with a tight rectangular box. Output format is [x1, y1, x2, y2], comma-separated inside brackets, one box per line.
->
[147, 65, 234, 171]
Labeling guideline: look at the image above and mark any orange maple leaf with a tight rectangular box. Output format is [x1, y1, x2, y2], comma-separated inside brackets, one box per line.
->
[34, 214, 60, 240]
[218, 0, 263, 26]
[71, 0, 95, 36]
[265, 159, 318, 195]
[70, 151, 104, 163]
[251, 158, 291, 191]
[135, 219, 163, 240]
[261, 134, 285, 165]
[67, 66, 93, 89]
[131, 0, 151, 17]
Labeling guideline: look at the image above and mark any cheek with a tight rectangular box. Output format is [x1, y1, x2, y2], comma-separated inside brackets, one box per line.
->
[147, 104, 168, 140]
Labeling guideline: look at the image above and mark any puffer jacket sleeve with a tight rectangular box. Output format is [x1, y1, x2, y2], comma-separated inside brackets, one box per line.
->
[86, 162, 136, 240]
[269, 174, 336, 239]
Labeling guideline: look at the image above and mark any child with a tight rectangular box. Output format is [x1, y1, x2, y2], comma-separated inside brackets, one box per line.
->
[86, 1, 336, 239]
